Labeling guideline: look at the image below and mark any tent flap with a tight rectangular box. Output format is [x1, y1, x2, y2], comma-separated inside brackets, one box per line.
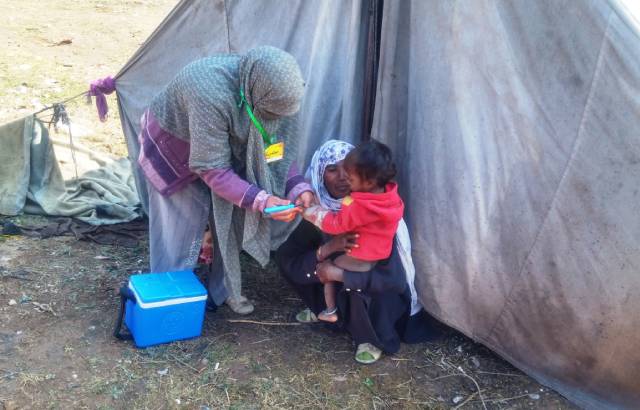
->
[373, 1, 640, 408]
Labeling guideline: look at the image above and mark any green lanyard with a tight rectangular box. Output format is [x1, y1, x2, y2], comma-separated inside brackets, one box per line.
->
[238, 88, 276, 146]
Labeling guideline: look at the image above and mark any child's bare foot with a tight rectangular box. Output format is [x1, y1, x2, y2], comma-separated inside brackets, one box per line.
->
[318, 307, 338, 323]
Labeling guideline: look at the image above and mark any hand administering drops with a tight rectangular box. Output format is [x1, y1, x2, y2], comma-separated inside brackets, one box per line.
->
[265, 196, 300, 222]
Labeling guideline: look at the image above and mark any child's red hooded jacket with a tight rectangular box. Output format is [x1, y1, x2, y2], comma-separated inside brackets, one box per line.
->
[320, 182, 404, 261]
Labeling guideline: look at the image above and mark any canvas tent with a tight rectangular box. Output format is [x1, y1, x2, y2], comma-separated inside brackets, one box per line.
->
[114, 0, 640, 408]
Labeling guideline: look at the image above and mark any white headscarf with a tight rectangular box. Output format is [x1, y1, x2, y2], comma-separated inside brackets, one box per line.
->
[305, 140, 355, 211]
[306, 140, 423, 315]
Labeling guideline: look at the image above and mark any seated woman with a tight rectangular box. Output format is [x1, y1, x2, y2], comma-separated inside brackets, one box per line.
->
[276, 140, 432, 364]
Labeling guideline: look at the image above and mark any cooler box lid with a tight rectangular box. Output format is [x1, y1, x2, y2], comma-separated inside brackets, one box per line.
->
[128, 270, 207, 307]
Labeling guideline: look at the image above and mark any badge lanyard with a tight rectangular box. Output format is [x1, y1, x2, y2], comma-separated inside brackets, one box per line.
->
[239, 88, 284, 163]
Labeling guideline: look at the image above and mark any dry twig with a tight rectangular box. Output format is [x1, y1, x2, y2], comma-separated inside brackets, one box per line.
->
[31, 301, 57, 316]
[170, 354, 199, 373]
[227, 319, 300, 326]
[474, 392, 536, 404]
[475, 370, 525, 377]
[429, 359, 488, 410]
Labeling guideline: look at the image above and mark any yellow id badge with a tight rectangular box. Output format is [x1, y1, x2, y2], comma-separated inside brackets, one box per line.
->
[265, 142, 285, 163]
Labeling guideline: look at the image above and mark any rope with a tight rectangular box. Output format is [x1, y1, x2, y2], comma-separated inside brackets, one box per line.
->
[33, 90, 88, 116]
[45, 103, 79, 180]
[30, 90, 91, 181]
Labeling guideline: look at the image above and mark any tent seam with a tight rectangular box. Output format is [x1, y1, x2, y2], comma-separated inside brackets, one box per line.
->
[223, 0, 232, 52]
[484, 9, 613, 341]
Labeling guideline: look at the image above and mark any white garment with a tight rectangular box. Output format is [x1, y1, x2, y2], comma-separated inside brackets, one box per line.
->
[396, 219, 423, 316]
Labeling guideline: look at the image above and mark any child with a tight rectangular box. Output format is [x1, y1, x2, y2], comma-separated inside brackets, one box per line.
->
[303, 140, 404, 322]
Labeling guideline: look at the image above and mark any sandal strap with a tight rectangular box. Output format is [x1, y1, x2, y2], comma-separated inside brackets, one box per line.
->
[323, 307, 338, 315]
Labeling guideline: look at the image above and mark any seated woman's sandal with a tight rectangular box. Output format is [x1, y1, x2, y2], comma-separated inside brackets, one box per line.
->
[295, 308, 319, 323]
[318, 307, 338, 323]
[355, 343, 382, 364]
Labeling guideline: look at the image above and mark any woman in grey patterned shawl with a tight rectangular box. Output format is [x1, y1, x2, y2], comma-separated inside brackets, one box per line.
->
[138, 46, 314, 314]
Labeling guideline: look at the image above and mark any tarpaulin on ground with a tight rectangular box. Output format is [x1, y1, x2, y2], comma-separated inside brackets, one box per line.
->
[0, 115, 140, 225]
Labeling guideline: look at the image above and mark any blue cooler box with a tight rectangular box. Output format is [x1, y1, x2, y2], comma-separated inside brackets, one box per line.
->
[124, 270, 207, 348]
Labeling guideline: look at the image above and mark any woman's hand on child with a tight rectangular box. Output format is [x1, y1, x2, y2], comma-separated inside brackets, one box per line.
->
[327, 233, 359, 255]
[317, 233, 358, 261]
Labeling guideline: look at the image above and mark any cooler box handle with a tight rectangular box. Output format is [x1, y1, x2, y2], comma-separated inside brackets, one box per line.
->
[113, 284, 135, 341]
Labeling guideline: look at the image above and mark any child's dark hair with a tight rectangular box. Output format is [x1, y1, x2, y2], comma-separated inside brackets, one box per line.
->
[344, 140, 397, 187]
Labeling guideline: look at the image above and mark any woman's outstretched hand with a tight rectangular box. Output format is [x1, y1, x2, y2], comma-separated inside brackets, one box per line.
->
[265, 195, 301, 222]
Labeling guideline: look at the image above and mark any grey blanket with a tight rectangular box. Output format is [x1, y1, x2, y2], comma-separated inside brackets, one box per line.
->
[0, 115, 141, 225]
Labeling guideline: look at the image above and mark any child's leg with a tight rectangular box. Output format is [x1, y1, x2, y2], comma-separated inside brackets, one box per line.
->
[317, 257, 377, 323]
[318, 281, 338, 322]
[316, 258, 339, 322]
[324, 281, 337, 310]
[334, 254, 375, 272]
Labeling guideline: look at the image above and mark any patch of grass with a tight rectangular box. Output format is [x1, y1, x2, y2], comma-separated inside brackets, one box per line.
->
[204, 340, 234, 364]
[18, 372, 55, 387]
[249, 359, 267, 374]
[89, 376, 114, 395]
[109, 385, 124, 400]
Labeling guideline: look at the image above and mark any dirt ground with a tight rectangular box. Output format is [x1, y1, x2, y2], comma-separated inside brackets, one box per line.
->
[0, 218, 574, 410]
[0, 1, 576, 409]
[0, 0, 173, 157]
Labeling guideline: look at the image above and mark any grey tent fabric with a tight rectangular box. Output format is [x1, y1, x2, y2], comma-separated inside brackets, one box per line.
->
[0, 115, 141, 225]
[372, 1, 640, 408]
[113, 0, 640, 407]
[115, 0, 370, 212]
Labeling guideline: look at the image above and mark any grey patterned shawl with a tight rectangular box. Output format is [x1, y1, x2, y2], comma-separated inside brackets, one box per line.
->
[151, 46, 304, 299]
